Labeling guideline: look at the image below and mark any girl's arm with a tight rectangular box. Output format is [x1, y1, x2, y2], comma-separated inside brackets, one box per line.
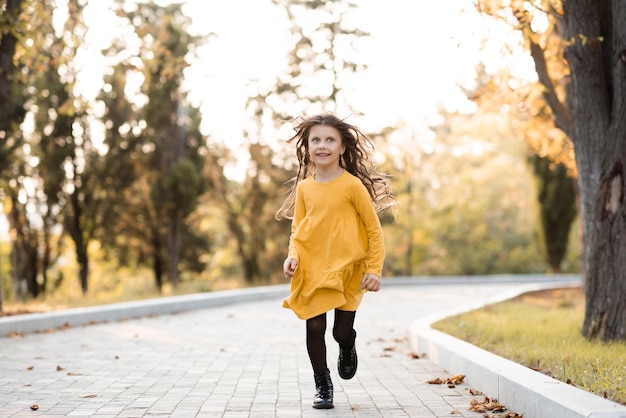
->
[284, 183, 305, 277]
[353, 182, 385, 277]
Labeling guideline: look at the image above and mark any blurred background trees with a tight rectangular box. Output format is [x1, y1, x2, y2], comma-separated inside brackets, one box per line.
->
[0, 0, 581, 310]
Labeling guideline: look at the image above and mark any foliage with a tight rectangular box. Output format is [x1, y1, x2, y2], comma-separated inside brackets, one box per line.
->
[217, 0, 371, 284]
[474, 0, 574, 171]
[468, 11, 578, 274]
[100, 1, 208, 290]
[378, 103, 560, 276]
[0, 0, 586, 308]
[432, 288, 626, 405]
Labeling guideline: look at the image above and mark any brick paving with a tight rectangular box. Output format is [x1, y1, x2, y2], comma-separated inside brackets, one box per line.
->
[0, 281, 531, 417]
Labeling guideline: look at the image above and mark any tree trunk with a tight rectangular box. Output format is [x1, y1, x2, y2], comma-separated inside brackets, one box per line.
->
[68, 187, 89, 295]
[168, 213, 181, 289]
[152, 232, 164, 293]
[77, 243, 88, 295]
[0, 0, 26, 135]
[530, 155, 577, 273]
[564, 0, 626, 341]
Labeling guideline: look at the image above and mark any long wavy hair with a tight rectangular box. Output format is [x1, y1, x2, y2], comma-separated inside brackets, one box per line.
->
[275, 113, 397, 220]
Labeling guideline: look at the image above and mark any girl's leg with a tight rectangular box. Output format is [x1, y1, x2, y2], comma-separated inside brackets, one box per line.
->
[306, 312, 328, 374]
[307, 312, 334, 409]
[333, 309, 356, 348]
[333, 309, 358, 379]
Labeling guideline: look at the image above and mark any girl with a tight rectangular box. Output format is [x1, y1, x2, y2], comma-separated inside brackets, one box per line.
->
[275, 113, 396, 409]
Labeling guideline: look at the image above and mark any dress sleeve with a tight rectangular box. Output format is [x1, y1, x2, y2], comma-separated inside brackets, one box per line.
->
[287, 183, 305, 262]
[353, 182, 385, 276]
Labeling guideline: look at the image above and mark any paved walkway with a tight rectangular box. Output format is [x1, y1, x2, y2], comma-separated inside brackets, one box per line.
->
[0, 279, 549, 417]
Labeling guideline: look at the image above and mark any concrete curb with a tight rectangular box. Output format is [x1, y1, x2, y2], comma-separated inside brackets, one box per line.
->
[0, 284, 290, 337]
[409, 279, 626, 418]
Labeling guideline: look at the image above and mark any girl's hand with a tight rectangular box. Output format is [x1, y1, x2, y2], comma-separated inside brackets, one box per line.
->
[361, 273, 381, 292]
[283, 258, 298, 280]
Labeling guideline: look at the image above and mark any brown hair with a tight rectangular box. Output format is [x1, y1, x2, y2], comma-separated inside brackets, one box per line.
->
[275, 113, 397, 220]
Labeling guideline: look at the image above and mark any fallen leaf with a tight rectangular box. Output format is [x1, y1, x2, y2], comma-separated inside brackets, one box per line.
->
[30, 404, 39, 411]
[80, 394, 97, 398]
[451, 409, 461, 414]
[469, 388, 483, 395]
[56, 365, 65, 371]
[448, 374, 465, 385]
[427, 374, 465, 385]
[469, 397, 509, 414]
[27, 366, 34, 371]
[67, 372, 83, 376]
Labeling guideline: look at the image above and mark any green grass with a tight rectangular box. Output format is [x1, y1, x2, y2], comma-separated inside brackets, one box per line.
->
[431, 288, 626, 405]
[1, 264, 246, 315]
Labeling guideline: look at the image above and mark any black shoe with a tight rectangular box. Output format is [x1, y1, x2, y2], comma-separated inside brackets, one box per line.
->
[312, 369, 334, 409]
[338, 344, 358, 380]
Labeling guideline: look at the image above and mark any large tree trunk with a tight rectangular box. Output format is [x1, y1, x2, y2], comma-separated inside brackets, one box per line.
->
[564, 0, 626, 341]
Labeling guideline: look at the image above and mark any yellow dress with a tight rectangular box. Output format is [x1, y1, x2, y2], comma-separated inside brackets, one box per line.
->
[282, 170, 385, 320]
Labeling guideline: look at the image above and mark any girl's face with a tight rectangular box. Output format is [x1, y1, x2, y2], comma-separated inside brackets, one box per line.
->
[307, 125, 345, 170]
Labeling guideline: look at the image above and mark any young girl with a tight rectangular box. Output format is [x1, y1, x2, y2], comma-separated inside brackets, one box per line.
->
[275, 113, 396, 409]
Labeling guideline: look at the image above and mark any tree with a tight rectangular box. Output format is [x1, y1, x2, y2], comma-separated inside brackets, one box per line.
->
[105, 1, 207, 290]
[529, 154, 577, 273]
[468, 61, 578, 273]
[476, 0, 626, 341]
[562, 0, 626, 341]
[1, 0, 76, 298]
[215, 141, 291, 284]
[0, 0, 25, 172]
[216, 0, 370, 284]
[0, 0, 27, 309]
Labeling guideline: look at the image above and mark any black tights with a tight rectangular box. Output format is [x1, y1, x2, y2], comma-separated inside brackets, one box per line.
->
[306, 309, 356, 375]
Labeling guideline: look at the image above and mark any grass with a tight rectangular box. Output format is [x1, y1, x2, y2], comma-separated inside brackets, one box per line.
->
[0, 264, 247, 317]
[431, 287, 626, 405]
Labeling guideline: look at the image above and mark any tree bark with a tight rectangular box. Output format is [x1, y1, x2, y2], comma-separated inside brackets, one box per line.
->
[0, 0, 25, 134]
[564, 0, 626, 340]
[168, 213, 182, 289]
[67, 182, 89, 295]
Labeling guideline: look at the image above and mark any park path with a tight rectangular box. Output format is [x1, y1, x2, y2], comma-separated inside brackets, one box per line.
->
[0, 279, 540, 417]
